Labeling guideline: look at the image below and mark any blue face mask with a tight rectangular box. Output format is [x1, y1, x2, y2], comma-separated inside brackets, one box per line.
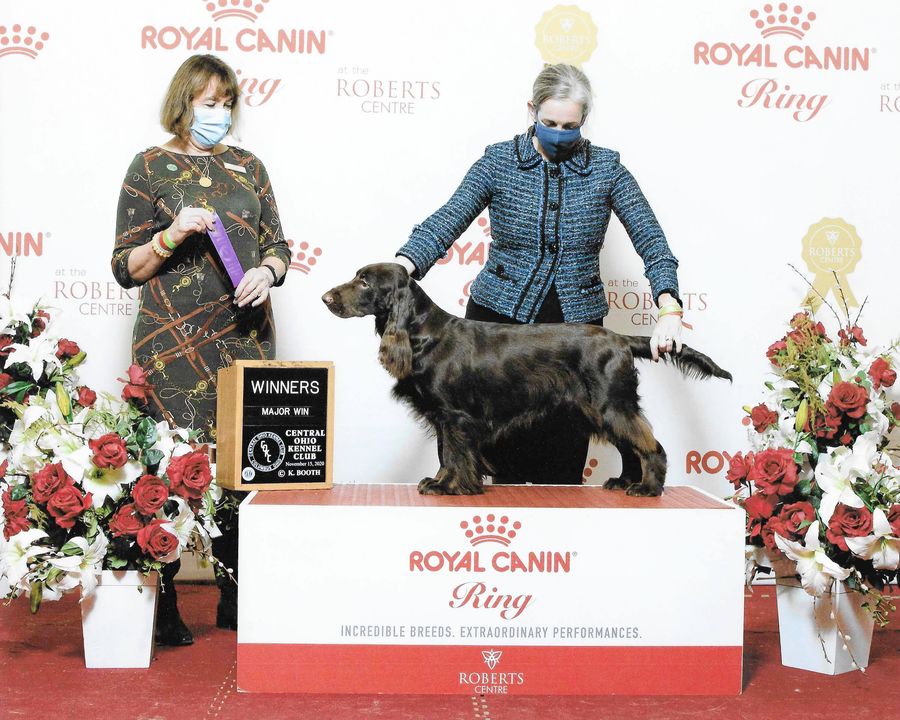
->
[190, 106, 232, 148]
[534, 120, 582, 162]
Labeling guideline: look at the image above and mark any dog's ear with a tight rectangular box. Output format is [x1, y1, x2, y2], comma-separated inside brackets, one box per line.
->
[378, 280, 415, 379]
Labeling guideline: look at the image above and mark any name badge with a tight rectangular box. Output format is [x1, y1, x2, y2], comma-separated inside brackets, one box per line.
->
[223, 162, 247, 174]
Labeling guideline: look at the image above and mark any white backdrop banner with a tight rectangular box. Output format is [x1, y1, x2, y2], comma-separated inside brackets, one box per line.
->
[1, 0, 898, 498]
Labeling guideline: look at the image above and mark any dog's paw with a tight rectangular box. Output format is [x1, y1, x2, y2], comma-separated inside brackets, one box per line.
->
[603, 475, 631, 491]
[625, 483, 664, 498]
[417, 476, 448, 495]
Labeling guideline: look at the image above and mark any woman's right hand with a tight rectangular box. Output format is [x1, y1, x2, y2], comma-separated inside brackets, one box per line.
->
[169, 206, 216, 245]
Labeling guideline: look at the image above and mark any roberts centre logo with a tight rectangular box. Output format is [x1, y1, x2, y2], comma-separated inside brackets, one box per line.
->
[535, 5, 597, 67]
[801, 217, 862, 311]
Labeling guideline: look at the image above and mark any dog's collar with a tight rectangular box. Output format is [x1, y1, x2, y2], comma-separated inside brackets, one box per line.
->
[514, 127, 593, 176]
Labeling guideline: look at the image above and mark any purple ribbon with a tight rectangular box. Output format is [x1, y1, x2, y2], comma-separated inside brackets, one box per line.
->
[208, 212, 245, 288]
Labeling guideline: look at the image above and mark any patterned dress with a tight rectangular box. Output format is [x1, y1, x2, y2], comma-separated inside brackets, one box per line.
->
[113, 146, 291, 441]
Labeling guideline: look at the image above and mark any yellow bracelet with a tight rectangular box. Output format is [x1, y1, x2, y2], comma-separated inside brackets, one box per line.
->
[658, 303, 682, 316]
[151, 234, 173, 259]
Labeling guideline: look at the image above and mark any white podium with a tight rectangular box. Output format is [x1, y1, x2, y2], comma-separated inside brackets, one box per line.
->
[237, 484, 745, 695]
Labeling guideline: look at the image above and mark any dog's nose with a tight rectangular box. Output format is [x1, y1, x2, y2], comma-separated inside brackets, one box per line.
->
[322, 292, 334, 306]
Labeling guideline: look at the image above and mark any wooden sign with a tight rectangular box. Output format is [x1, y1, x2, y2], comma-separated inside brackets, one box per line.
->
[216, 360, 334, 491]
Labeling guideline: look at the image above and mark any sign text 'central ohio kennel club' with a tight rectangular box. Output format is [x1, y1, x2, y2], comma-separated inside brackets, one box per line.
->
[216, 361, 334, 491]
[237, 485, 745, 695]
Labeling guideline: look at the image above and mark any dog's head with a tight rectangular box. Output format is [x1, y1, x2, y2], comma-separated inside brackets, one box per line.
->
[322, 263, 415, 379]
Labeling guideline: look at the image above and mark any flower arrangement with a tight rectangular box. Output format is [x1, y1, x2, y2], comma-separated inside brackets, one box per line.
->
[0, 296, 222, 610]
[730, 303, 900, 625]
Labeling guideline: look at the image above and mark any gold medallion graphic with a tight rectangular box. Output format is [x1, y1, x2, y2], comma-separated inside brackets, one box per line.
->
[535, 5, 598, 66]
[801, 218, 862, 311]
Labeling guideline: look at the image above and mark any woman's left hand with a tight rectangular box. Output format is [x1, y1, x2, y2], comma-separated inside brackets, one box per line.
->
[650, 314, 683, 361]
[235, 266, 274, 308]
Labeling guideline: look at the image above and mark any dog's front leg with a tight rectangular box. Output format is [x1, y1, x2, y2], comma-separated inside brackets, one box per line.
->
[417, 423, 483, 496]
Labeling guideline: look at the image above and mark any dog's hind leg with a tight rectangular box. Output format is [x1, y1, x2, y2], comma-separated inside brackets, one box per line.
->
[603, 411, 667, 497]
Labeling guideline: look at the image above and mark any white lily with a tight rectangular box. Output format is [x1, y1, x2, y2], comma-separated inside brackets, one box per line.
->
[845, 509, 900, 571]
[80, 460, 143, 508]
[5, 335, 61, 382]
[167, 498, 198, 548]
[151, 422, 190, 476]
[0, 528, 51, 592]
[38, 430, 93, 482]
[774, 522, 851, 596]
[47, 533, 110, 598]
[816, 446, 866, 523]
[0, 296, 33, 334]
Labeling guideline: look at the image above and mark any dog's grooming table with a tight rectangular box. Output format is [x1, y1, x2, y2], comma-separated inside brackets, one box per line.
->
[237, 484, 744, 695]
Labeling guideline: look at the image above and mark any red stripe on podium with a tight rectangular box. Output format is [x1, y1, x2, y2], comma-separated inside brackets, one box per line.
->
[237, 644, 743, 695]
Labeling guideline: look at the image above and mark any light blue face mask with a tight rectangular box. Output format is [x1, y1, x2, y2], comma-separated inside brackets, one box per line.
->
[190, 106, 232, 148]
[534, 120, 582, 163]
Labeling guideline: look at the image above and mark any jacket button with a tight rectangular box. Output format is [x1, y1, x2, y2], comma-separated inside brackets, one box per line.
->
[548, 243, 558, 253]
[548, 201, 559, 211]
[549, 166, 560, 177]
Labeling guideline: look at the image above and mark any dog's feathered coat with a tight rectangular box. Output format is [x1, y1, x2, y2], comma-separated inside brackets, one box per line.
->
[323, 263, 731, 497]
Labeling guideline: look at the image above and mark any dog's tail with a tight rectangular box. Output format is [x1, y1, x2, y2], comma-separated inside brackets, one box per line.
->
[622, 335, 732, 381]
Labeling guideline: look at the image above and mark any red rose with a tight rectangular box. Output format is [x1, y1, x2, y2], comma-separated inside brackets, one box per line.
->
[744, 492, 778, 521]
[786, 328, 810, 351]
[31, 310, 50, 336]
[121, 364, 151, 404]
[813, 322, 829, 339]
[825, 503, 874, 552]
[810, 403, 843, 440]
[766, 339, 787, 365]
[838, 325, 867, 347]
[109, 504, 146, 537]
[789, 312, 809, 329]
[56, 338, 80, 359]
[759, 518, 780, 551]
[892, 403, 900, 426]
[750, 404, 778, 433]
[867, 357, 896, 390]
[773, 501, 816, 541]
[76, 386, 97, 407]
[132, 474, 170, 516]
[46, 485, 92, 529]
[166, 451, 212, 500]
[0, 459, 7, 479]
[886, 505, 900, 537]
[2, 487, 31, 540]
[0, 336, 13, 356]
[726, 451, 754, 489]
[136, 519, 180, 561]
[828, 381, 869, 420]
[747, 448, 798, 496]
[31, 462, 74, 504]
[89, 433, 128, 470]
[0, 373, 12, 391]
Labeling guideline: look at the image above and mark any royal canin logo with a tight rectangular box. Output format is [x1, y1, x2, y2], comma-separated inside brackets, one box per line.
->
[0, 231, 45, 256]
[141, 0, 329, 55]
[409, 514, 573, 574]
[287, 239, 323, 275]
[0, 24, 49, 59]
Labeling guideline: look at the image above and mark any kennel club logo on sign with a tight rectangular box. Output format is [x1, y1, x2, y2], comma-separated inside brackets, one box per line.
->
[408, 514, 574, 622]
[693, 4, 873, 121]
[140, 0, 330, 55]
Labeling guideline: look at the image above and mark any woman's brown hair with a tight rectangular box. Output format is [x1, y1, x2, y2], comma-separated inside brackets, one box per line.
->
[160, 54, 241, 138]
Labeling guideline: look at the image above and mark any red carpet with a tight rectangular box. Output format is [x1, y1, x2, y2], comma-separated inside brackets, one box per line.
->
[1, 584, 898, 720]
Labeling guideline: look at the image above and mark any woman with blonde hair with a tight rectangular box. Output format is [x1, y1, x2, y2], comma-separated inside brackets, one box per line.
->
[113, 54, 290, 645]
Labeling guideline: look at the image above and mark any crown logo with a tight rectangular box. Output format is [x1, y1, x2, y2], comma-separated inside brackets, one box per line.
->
[459, 514, 521, 546]
[288, 239, 323, 274]
[749, 4, 817, 39]
[204, 0, 270, 23]
[826, 230, 840, 246]
[0, 25, 49, 59]
[482, 649, 502, 670]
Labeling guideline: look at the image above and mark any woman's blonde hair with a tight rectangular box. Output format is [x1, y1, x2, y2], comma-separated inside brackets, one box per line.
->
[532, 63, 593, 121]
[160, 54, 241, 138]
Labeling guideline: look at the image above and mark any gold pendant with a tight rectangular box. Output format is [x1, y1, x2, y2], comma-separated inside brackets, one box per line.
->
[199, 176, 212, 188]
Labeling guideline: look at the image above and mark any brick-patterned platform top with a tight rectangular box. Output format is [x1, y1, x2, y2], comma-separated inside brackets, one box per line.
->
[247, 484, 732, 510]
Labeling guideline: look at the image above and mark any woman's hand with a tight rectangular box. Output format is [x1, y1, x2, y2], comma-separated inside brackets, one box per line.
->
[650, 313, 683, 361]
[169, 206, 215, 245]
[235, 266, 275, 308]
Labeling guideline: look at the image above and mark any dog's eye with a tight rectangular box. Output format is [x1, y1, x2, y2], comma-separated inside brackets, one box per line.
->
[358, 277, 369, 288]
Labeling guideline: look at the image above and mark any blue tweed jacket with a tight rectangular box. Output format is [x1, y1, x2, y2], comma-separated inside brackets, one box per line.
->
[397, 128, 680, 323]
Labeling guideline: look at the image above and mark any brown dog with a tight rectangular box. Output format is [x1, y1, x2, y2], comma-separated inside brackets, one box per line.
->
[323, 263, 731, 496]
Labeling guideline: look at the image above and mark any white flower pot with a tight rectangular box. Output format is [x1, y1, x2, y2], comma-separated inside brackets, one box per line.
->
[775, 576, 874, 674]
[80, 570, 159, 668]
